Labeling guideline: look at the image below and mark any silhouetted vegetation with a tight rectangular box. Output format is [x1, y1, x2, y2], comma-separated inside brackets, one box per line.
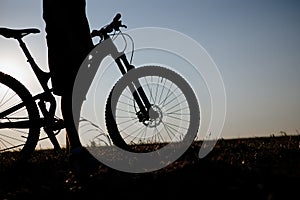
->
[0, 135, 299, 200]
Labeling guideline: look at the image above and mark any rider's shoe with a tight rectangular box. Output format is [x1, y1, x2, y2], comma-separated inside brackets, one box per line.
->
[69, 146, 100, 182]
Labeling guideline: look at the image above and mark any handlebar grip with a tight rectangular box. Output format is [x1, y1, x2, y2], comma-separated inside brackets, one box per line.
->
[113, 13, 121, 22]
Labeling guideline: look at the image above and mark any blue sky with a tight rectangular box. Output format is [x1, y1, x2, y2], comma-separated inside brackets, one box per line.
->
[0, 0, 300, 141]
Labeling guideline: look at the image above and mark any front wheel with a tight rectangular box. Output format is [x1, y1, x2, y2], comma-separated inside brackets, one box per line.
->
[105, 66, 200, 152]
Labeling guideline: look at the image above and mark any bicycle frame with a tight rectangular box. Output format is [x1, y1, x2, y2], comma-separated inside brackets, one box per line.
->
[0, 15, 154, 150]
[0, 30, 153, 146]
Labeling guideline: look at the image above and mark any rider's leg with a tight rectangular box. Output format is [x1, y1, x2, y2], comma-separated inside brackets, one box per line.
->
[43, 0, 94, 152]
[61, 92, 83, 153]
[43, 1, 99, 176]
[61, 90, 100, 179]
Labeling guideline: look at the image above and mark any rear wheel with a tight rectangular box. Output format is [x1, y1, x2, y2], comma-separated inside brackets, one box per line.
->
[105, 66, 200, 152]
[0, 72, 40, 159]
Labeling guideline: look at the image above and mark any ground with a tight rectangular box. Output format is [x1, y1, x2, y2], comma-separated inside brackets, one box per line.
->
[0, 135, 299, 200]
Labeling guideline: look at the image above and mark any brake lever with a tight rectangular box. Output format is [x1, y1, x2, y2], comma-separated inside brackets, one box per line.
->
[113, 20, 126, 31]
[91, 29, 104, 41]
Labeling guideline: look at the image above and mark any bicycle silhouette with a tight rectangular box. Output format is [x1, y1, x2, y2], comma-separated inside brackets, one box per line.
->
[0, 13, 200, 159]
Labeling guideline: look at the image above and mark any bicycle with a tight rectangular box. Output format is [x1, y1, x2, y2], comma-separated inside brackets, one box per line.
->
[0, 13, 200, 159]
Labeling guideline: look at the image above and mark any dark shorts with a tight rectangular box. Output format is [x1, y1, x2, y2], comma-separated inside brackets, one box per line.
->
[43, 0, 94, 96]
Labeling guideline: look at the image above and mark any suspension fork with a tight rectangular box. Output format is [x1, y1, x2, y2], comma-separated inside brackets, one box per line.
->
[115, 53, 152, 120]
[93, 37, 152, 120]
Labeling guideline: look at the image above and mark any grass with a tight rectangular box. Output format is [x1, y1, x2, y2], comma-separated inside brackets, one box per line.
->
[0, 135, 300, 200]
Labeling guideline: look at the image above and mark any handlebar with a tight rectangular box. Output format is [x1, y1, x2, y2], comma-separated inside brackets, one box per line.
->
[91, 13, 127, 40]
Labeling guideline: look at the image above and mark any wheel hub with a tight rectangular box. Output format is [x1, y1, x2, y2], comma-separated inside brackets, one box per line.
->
[147, 105, 163, 127]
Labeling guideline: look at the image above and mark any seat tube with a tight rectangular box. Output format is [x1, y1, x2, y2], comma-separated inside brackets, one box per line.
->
[17, 38, 50, 91]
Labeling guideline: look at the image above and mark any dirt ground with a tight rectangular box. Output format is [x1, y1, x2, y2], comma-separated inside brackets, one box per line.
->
[1, 135, 299, 200]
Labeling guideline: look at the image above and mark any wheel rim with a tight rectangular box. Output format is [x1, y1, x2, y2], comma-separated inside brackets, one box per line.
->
[0, 73, 39, 156]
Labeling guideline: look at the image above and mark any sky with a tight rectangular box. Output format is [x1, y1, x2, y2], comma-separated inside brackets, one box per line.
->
[0, 0, 300, 146]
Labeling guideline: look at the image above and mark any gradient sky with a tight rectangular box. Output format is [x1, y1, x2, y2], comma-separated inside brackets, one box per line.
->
[0, 0, 300, 141]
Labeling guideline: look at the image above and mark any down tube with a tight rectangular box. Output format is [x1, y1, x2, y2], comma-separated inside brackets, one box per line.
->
[73, 38, 121, 100]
